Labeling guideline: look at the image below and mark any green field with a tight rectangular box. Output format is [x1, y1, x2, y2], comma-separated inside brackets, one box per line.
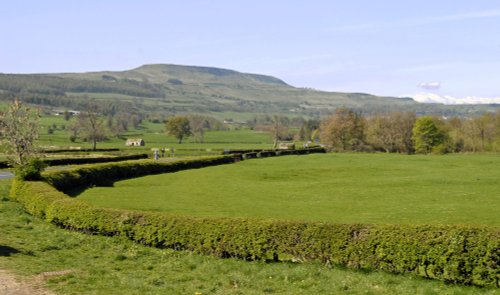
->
[36, 115, 274, 153]
[1, 180, 498, 295]
[77, 153, 500, 226]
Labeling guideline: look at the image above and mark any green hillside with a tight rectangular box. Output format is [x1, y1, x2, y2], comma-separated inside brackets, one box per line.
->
[1, 64, 498, 117]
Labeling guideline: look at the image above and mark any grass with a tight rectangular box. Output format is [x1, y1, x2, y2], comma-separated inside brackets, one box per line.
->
[1, 180, 498, 294]
[36, 115, 274, 152]
[77, 153, 500, 226]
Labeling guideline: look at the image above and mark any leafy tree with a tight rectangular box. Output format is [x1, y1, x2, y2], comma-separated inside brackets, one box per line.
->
[0, 98, 45, 179]
[297, 118, 320, 141]
[412, 116, 448, 154]
[320, 108, 366, 151]
[165, 116, 192, 144]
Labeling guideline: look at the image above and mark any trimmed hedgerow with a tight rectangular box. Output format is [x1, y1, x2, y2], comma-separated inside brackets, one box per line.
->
[9, 181, 499, 287]
[43, 148, 120, 153]
[44, 153, 148, 166]
[0, 154, 149, 168]
[43, 156, 236, 193]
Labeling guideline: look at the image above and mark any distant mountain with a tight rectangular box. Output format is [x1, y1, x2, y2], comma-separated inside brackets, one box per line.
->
[0, 64, 498, 117]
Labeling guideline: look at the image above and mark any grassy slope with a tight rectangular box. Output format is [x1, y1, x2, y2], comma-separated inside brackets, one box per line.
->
[0, 180, 497, 295]
[3, 64, 498, 117]
[77, 153, 500, 226]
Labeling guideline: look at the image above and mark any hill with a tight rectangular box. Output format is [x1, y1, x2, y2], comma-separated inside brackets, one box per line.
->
[0, 64, 498, 118]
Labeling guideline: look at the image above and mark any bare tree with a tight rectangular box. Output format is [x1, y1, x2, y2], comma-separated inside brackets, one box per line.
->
[76, 102, 107, 150]
[367, 112, 416, 153]
[188, 115, 209, 143]
[271, 115, 290, 148]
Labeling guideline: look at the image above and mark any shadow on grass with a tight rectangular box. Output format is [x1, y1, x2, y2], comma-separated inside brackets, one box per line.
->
[0, 245, 20, 257]
[66, 181, 115, 198]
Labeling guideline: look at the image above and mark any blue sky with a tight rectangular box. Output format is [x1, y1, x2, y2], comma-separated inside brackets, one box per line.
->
[2, 1, 500, 103]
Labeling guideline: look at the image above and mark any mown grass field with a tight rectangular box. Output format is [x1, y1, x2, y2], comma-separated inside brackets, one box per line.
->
[1, 180, 498, 295]
[77, 153, 500, 226]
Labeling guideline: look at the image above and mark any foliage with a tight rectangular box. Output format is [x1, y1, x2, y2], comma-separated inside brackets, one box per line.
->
[43, 156, 235, 193]
[165, 115, 192, 144]
[42, 153, 148, 166]
[366, 112, 416, 153]
[297, 118, 320, 141]
[412, 116, 449, 154]
[453, 112, 499, 152]
[320, 108, 366, 151]
[10, 174, 500, 287]
[0, 98, 45, 179]
[14, 157, 47, 181]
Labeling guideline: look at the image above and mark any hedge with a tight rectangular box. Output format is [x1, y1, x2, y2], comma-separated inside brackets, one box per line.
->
[43, 156, 236, 193]
[43, 148, 120, 153]
[0, 154, 148, 169]
[43, 153, 149, 166]
[8, 156, 500, 287]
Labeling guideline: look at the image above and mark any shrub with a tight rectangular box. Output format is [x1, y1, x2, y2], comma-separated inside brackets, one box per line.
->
[15, 157, 47, 181]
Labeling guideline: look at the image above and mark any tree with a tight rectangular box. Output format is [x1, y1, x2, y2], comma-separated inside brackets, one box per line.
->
[165, 116, 192, 144]
[366, 112, 415, 154]
[412, 116, 448, 154]
[188, 115, 209, 143]
[320, 108, 366, 151]
[297, 118, 320, 141]
[271, 115, 290, 148]
[0, 98, 45, 179]
[63, 110, 71, 121]
[75, 102, 107, 150]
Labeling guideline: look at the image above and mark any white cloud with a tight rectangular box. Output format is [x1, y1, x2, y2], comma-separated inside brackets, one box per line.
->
[418, 82, 441, 90]
[404, 93, 500, 105]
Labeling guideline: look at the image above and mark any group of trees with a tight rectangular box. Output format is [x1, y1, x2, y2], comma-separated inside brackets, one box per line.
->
[165, 114, 227, 143]
[319, 108, 500, 154]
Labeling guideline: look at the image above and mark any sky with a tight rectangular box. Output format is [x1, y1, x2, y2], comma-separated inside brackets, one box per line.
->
[2, 0, 500, 104]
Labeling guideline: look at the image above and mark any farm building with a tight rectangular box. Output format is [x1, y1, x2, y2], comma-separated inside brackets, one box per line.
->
[125, 139, 145, 146]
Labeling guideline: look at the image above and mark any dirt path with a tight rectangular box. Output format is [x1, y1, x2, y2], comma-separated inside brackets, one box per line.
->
[0, 270, 56, 295]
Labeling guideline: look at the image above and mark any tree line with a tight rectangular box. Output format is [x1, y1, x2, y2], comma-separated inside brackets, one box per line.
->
[318, 108, 500, 154]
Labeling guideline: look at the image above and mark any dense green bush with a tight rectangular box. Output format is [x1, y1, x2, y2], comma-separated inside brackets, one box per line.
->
[14, 157, 47, 181]
[10, 173, 500, 287]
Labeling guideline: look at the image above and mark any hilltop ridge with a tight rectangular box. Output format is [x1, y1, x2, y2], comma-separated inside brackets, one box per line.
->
[0, 64, 498, 117]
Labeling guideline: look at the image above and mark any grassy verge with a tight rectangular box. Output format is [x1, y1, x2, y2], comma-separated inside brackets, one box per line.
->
[77, 153, 500, 225]
[1, 180, 498, 294]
